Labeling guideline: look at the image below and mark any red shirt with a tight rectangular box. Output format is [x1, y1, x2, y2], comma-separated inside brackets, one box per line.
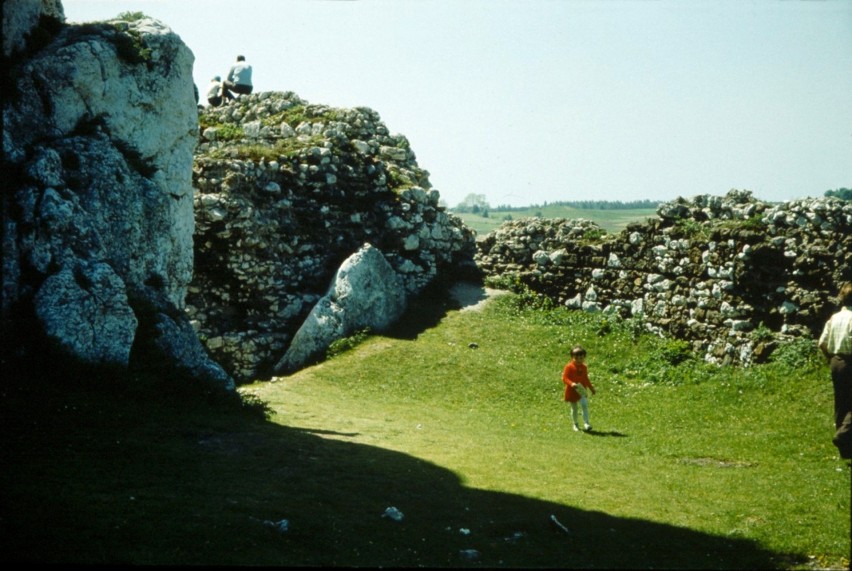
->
[562, 360, 594, 402]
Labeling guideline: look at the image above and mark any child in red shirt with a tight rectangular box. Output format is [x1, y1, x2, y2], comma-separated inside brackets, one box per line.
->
[562, 345, 596, 431]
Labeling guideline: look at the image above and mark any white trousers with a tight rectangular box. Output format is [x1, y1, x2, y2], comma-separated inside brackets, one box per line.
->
[569, 397, 590, 426]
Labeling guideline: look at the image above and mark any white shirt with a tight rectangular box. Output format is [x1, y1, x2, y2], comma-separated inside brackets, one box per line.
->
[227, 61, 253, 86]
[819, 306, 852, 356]
[206, 81, 222, 99]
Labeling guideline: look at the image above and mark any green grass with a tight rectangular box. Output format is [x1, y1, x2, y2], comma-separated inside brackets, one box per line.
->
[452, 205, 658, 238]
[1, 290, 849, 568]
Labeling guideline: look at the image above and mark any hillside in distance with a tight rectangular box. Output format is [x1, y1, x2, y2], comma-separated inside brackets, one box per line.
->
[453, 204, 658, 238]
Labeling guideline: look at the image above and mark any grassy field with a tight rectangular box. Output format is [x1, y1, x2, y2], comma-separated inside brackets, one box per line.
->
[1, 286, 849, 568]
[451, 205, 659, 238]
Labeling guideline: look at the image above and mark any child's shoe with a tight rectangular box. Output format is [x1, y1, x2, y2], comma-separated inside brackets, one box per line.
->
[572, 424, 580, 432]
[584, 423, 592, 431]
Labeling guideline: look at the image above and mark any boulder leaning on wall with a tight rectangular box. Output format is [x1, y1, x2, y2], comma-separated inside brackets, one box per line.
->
[273, 243, 407, 375]
[189, 92, 478, 382]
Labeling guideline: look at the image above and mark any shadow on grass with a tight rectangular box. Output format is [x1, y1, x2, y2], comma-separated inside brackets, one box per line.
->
[0, 371, 805, 568]
[384, 279, 485, 341]
[586, 429, 629, 438]
[294, 427, 361, 438]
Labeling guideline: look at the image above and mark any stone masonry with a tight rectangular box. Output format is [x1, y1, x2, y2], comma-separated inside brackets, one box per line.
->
[475, 190, 851, 365]
[189, 92, 477, 382]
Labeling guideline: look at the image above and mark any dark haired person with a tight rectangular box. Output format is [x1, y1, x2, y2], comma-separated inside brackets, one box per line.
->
[562, 345, 597, 432]
[223, 55, 253, 99]
[819, 282, 852, 457]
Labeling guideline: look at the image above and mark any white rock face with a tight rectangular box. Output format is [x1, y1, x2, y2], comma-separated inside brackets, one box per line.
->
[274, 244, 407, 374]
[3, 4, 233, 390]
[7, 17, 198, 306]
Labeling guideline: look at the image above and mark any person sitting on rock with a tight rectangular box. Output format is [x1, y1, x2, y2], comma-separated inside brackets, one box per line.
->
[206, 75, 225, 107]
[223, 55, 253, 99]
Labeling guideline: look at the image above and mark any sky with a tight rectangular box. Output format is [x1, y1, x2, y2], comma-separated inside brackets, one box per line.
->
[61, 0, 851, 208]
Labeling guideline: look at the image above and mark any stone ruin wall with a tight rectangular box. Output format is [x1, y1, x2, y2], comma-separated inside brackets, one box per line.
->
[188, 92, 477, 382]
[475, 190, 852, 365]
[5, 2, 845, 385]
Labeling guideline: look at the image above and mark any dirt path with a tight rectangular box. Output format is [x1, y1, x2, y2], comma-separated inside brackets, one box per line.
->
[448, 281, 509, 312]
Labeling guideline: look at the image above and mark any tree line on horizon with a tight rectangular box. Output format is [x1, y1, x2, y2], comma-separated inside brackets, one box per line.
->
[825, 188, 851, 200]
[451, 188, 851, 214]
[450, 192, 661, 214]
[496, 199, 662, 211]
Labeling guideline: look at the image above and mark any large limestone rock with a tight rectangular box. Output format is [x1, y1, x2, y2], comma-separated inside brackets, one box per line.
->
[274, 243, 407, 374]
[2, 4, 233, 390]
[33, 260, 137, 366]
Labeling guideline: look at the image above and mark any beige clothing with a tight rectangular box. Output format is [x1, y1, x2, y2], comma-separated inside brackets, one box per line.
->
[819, 306, 852, 356]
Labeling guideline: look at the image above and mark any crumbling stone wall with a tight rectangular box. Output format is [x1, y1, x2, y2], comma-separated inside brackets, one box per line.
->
[189, 92, 477, 382]
[475, 190, 851, 365]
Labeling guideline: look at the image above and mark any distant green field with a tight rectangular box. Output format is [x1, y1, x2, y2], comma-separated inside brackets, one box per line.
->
[451, 206, 658, 238]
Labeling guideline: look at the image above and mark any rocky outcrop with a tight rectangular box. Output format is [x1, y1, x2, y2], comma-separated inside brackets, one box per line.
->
[2, 4, 233, 390]
[274, 243, 407, 373]
[188, 92, 477, 381]
[2, 0, 65, 58]
[32, 260, 138, 366]
[10, 2, 840, 390]
[475, 190, 851, 365]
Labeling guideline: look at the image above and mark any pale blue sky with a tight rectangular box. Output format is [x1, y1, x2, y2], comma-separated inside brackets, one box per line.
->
[63, 0, 851, 207]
